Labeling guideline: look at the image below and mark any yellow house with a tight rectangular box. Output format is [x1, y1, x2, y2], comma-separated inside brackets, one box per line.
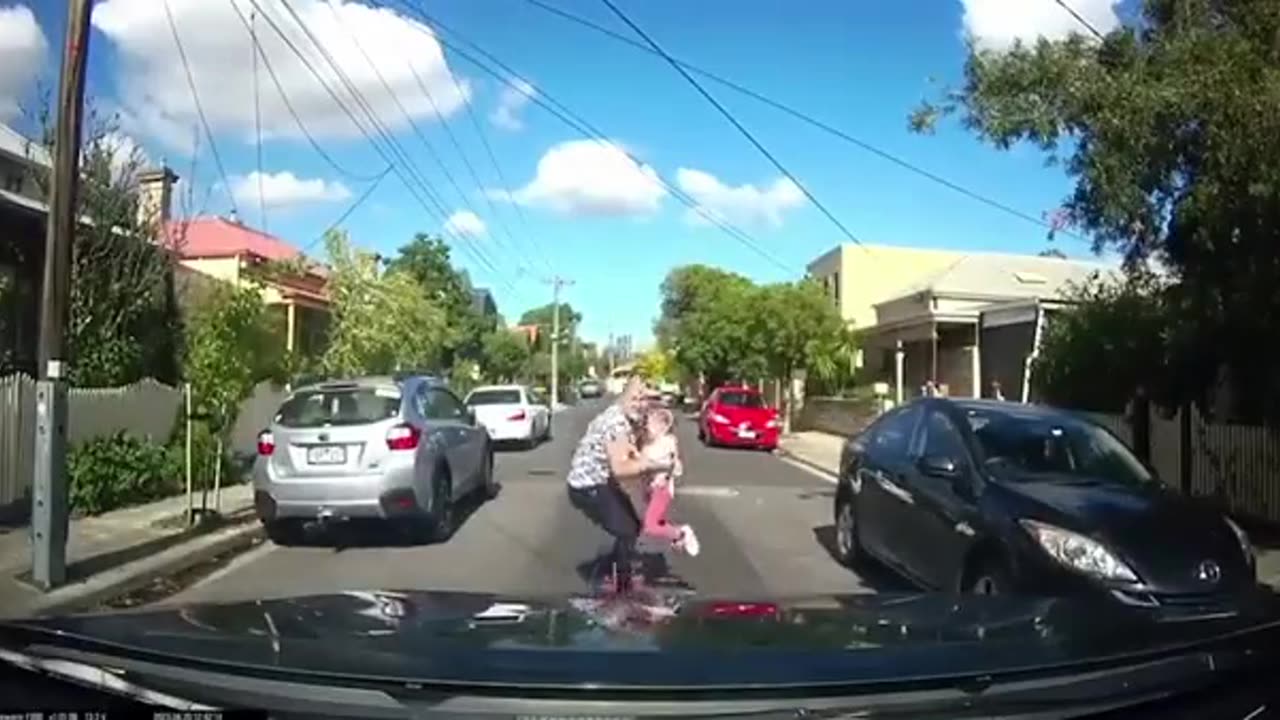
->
[164, 214, 331, 356]
[808, 243, 1115, 398]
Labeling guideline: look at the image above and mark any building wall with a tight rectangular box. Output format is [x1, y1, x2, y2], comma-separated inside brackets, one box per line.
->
[179, 257, 241, 285]
[807, 244, 963, 330]
[0, 151, 43, 201]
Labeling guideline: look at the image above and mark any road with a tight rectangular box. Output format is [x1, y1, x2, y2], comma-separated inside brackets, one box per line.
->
[164, 400, 897, 607]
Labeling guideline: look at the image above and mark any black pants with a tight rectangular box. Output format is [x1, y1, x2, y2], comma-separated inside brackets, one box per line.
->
[568, 483, 640, 591]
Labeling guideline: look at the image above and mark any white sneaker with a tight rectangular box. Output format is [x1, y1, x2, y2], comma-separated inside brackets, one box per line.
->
[681, 525, 700, 557]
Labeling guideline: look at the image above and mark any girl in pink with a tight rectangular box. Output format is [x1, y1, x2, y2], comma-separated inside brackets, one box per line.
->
[636, 408, 700, 556]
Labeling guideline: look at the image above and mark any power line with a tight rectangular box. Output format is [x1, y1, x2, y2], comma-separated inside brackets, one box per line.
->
[303, 166, 392, 253]
[1053, 0, 1105, 39]
[394, 25, 552, 277]
[523, 0, 1085, 243]
[251, 8, 267, 231]
[226, 0, 385, 183]
[318, 0, 523, 286]
[600, 0, 864, 250]
[389, 0, 799, 275]
[253, 0, 517, 292]
[164, 0, 239, 218]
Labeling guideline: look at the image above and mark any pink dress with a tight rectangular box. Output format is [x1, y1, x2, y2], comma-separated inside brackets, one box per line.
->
[640, 434, 682, 542]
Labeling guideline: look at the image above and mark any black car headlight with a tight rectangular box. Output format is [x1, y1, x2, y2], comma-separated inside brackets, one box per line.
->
[1019, 519, 1140, 583]
[1224, 515, 1255, 566]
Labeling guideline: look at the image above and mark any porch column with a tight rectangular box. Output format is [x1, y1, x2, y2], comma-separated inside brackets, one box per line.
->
[286, 301, 297, 354]
[971, 323, 982, 399]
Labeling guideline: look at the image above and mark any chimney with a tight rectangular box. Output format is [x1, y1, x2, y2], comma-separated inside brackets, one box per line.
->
[136, 165, 179, 236]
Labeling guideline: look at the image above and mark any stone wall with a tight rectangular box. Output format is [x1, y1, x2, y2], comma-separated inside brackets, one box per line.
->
[796, 396, 881, 438]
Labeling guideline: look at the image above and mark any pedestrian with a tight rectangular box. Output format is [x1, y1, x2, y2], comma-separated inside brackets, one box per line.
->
[634, 406, 700, 556]
[566, 376, 674, 594]
[991, 380, 1006, 401]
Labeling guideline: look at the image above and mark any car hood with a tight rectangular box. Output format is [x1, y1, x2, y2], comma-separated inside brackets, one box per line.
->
[5, 590, 1280, 690]
[993, 476, 1253, 593]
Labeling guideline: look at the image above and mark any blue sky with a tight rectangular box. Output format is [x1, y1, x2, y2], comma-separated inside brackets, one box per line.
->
[4, 0, 1124, 347]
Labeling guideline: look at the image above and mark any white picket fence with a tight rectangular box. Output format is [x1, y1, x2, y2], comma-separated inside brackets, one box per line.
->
[0, 373, 288, 513]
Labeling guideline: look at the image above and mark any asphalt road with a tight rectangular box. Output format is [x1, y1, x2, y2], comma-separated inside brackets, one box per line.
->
[164, 400, 899, 607]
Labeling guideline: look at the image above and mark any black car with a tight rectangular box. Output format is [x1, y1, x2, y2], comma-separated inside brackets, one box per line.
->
[833, 398, 1257, 611]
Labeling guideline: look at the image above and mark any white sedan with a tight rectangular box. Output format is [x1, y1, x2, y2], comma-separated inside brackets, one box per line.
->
[464, 385, 552, 449]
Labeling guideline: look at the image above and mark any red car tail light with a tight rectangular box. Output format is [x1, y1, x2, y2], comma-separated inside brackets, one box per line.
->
[508, 410, 527, 421]
[256, 430, 275, 456]
[386, 423, 421, 451]
[704, 602, 780, 618]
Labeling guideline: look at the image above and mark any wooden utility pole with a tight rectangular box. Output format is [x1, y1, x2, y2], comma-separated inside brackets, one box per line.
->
[545, 275, 574, 408]
[32, 0, 94, 590]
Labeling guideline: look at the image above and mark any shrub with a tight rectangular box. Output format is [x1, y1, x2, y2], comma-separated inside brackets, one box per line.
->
[68, 432, 182, 516]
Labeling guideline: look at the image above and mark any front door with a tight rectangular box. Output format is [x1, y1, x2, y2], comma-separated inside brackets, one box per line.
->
[859, 404, 922, 571]
[900, 408, 978, 589]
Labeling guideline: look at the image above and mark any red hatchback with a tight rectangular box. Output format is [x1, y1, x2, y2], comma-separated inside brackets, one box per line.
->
[698, 386, 780, 450]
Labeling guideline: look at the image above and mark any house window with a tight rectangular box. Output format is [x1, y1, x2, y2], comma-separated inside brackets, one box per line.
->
[833, 271, 841, 304]
[2, 173, 21, 193]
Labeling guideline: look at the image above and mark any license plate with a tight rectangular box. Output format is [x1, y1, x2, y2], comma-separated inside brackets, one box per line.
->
[307, 445, 346, 465]
[739, 429, 757, 439]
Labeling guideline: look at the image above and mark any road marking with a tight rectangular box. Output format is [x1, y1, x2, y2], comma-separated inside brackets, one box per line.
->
[678, 486, 739, 498]
[776, 455, 838, 484]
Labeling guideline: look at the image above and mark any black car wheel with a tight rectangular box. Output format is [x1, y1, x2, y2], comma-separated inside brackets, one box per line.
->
[964, 557, 1013, 595]
[481, 447, 499, 500]
[428, 466, 455, 542]
[834, 495, 861, 567]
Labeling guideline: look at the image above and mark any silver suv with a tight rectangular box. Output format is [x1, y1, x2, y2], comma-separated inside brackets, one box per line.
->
[252, 374, 495, 544]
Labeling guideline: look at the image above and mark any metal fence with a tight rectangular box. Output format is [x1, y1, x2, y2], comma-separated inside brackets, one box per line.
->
[0, 374, 296, 516]
[1085, 405, 1280, 525]
[0, 373, 185, 510]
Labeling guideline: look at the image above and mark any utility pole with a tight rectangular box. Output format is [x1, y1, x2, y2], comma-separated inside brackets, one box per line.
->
[32, 0, 94, 590]
[545, 275, 574, 409]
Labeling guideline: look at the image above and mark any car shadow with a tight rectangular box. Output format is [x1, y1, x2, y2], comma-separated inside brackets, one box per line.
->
[287, 487, 495, 552]
[812, 524, 917, 593]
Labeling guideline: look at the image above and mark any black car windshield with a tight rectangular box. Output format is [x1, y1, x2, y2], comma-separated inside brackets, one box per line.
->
[719, 391, 764, 408]
[467, 389, 523, 405]
[967, 412, 1154, 486]
[276, 387, 401, 428]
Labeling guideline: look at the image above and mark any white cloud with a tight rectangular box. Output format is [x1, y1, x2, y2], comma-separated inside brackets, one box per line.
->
[0, 4, 47, 120]
[489, 78, 535, 131]
[961, 0, 1122, 50]
[443, 209, 486, 238]
[674, 169, 804, 228]
[92, 0, 471, 150]
[230, 170, 351, 208]
[501, 139, 665, 217]
[98, 131, 152, 183]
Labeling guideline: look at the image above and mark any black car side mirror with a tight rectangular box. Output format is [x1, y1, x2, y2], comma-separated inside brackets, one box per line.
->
[918, 454, 960, 479]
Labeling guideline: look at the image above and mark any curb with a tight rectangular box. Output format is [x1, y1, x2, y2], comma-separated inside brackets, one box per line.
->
[27, 517, 264, 618]
[775, 446, 839, 480]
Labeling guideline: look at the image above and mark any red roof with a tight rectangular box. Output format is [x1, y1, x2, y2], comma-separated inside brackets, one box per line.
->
[164, 216, 305, 263]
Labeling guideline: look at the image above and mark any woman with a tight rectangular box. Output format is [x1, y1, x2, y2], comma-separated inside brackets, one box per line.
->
[566, 377, 673, 593]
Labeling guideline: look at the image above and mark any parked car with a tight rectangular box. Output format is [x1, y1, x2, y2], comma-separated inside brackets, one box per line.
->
[578, 379, 603, 399]
[465, 384, 552, 449]
[833, 398, 1257, 612]
[253, 375, 495, 545]
[698, 386, 781, 451]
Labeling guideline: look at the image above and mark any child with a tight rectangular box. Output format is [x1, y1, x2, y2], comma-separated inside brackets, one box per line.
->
[636, 407, 700, 557]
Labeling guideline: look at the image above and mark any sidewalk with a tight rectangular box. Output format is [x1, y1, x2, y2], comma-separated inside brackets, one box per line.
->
[776, 429, 1280, 589]
[0, 483, 259, 618]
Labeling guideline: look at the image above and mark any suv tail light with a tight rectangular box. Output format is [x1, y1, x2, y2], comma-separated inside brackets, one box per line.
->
[704, 602, 780, 618]
[508, 410, 527, 421]
[257, 430, 275, 456]
[386, 423, 421, 451]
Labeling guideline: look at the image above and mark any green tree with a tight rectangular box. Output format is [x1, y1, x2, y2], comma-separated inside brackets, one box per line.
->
[385, 234, 491, 366]
[910, 1, 1280, 419]
[756, 280, 846, 422]
[656, 265, 758, 386]
[321, 231, 448, 375]
[28, 103, 182, 386]
[184, 283, 283, 434]
[480, 329, 532, 383]
[1034, 272, 1170, 412]
[519, 303, 581, 352]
